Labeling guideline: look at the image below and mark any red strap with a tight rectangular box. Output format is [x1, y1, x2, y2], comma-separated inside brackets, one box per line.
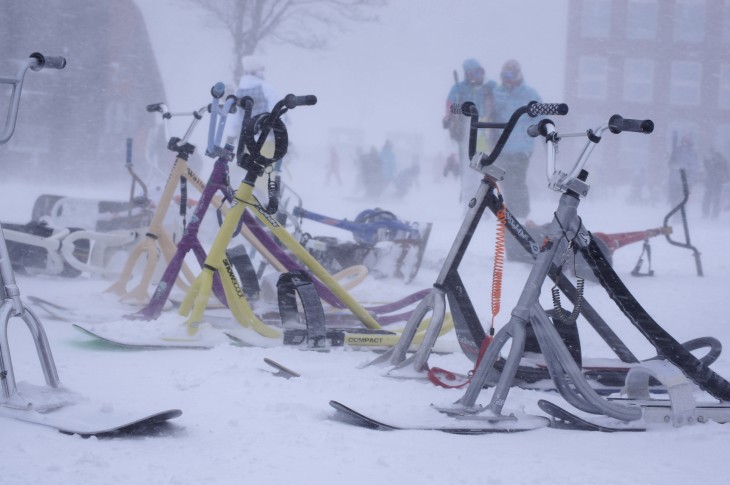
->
[427, 335, 493, 388]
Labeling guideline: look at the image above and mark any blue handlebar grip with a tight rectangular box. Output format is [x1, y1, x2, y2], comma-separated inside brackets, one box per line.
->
[211, 82, 225, 99]
[527, 102, 568, 117]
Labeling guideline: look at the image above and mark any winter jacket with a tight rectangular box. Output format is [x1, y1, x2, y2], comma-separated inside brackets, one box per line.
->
[492, 82, 542, 155]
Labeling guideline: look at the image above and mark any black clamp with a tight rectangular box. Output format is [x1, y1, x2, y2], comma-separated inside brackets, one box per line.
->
[276, 270, 326, 349]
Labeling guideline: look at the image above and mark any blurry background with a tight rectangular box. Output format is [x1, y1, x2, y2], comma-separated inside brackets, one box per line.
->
[1, 0, 728, 213]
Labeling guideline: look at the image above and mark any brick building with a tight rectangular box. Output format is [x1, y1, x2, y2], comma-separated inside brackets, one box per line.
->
[564, 0, 729, 197]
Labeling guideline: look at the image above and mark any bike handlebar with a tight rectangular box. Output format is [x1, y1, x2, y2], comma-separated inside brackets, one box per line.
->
[211, 81, 226, 100]
[207, 83, 239, 157]
[1, 52, 67, 145]
[285, 94, 317, 108]
[146, 101, 208, 153]
[527, 102, 569, 117]
[237, 93, 317, 174]
[534, 114, 654, 193]
[608, 114, 654, 134]
[455, 100, 569, 168]
[29, 52, 66, 70]
[146, 102, 166, 114]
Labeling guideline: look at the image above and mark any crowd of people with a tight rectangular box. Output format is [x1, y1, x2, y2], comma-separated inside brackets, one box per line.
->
[227, 54, 728, 217]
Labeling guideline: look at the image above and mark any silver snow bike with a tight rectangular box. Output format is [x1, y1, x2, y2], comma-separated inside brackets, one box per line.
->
[0, 53, 181, 436]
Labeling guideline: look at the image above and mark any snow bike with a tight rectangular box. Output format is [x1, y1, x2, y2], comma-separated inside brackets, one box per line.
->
[45, 88, 445, 353]
[29, 137, 153, 234]
[104, 99, 216, 304]
[176, 94, 454, 349]
[0, 137, 151, 278]
[445, 112, 730, 428]
[366, 102, 720, 394]
[125, 86, 375, 323]
[285, 203, 432, 283]
[341, 103, 730, 432]
[0, 52, 180, 436]
[127, 83, 306, 321]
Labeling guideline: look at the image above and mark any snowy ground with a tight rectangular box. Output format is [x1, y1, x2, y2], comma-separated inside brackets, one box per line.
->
[1, 148, 730, 485]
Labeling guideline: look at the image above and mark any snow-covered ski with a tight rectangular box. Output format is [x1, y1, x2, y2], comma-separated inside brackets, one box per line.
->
[28, 295, 110, 323]
[0, 382, 183, 438]
[73, 324, 217, 350]
[1, 403, 182, 438]
[55, 409, 182, 437]
[264, 358, 300, 378]
[226, 326, 458, 353]
[537, 400, 645, 432]
[329, 400, 549, 434]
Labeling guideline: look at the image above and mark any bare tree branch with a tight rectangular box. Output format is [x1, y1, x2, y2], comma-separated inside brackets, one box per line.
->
[179, 0, 387, 81]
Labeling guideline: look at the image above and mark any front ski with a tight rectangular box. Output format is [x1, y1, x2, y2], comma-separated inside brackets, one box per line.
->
[55, 409, 182, 437]
[226, 326, 458, 353]
[537, 400, 645, 432]
[329, 400, 548, 434]
[0, 382, 183, 438]
[28, 295, 106, 323]
[73, 324, 217, 350]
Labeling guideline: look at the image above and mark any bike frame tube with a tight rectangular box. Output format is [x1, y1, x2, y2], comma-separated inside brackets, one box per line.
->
[0, 53, 66, 403]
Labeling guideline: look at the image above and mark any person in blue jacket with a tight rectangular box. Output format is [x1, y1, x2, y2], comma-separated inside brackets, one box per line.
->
[443, 58, 495, 203]
[491, 59, 541, 218]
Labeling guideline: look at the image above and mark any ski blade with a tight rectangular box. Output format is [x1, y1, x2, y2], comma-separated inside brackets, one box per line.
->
[329, 401, 547, 434]
[538, 400, 645, 432]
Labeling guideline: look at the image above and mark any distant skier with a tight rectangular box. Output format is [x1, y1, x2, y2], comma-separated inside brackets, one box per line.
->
[226, 55, 279, 147]
[491, 59, 542, 219]
[443, 58, 495, 203]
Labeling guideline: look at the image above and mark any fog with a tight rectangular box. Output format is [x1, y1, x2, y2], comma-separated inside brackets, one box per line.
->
[136, 0, 568, 185]
[2, 1, 722, 233]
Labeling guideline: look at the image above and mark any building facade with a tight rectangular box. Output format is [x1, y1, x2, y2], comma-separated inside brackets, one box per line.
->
[564, 0, 730, 198]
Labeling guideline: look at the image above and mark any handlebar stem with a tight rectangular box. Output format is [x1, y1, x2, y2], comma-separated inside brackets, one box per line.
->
[0, 55, 45, 144]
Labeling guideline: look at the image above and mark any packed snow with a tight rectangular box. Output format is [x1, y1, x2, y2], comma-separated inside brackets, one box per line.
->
[3, 2, 730, 485]
[1, 149, 730, 484]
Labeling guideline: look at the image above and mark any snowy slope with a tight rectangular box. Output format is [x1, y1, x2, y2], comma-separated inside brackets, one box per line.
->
[1, 154, 729, 485]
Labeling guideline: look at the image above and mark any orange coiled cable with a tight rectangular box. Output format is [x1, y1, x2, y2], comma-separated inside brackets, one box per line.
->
[490, 201, 507, 330]
[427, 193, 508, 388]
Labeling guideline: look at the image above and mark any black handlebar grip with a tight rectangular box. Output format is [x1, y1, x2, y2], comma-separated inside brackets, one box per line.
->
[125, 138, 133, 165]
[608, 114, 654, 134]
[29, 52, 67, 70]
[451, 101, 477, 116]
[527, 101, 568, 117]
[527, 118, 555, 138]
[284, 94, 317, 108]
[146, 103, 164, 113]
[239, 96, 254, 109]
[211, 82, 225, 99]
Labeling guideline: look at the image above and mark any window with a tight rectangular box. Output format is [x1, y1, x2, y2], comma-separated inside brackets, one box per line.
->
[580, 0, 611, 38]
[674, 0, 705, 42]
[577, 57, 609, 99]
[715, 124, 730, 156]
[720, 64, 730, 109]
[626, 0, 658, 40]
[670, 61, 702, 105]
[624, 59, 654, 102]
